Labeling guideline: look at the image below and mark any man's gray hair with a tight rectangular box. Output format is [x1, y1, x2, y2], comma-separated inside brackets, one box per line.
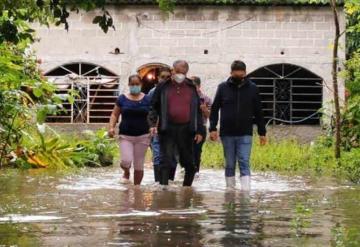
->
[173, 60, 189, 71]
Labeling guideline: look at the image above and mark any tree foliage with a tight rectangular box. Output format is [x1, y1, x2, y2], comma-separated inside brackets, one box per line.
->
[0, 0, 115, 44]
[340, 0, 360, 151]
[345, 0, 360, 56]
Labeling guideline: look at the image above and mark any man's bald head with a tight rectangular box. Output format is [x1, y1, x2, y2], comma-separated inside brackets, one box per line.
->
[173, 60, 189, 75]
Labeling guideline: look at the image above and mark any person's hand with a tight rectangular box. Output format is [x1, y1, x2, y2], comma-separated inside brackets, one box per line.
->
[108, 128, 115, 138]
[150, 127, 158, 137]
[210, 131, 218, 141]
[194, 134, 203, 144]
[200, 103, 208, 113]
[259, 136, 267, 146]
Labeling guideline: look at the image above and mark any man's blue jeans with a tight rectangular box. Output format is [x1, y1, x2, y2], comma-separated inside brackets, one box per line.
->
[151, 135, 162, 166]
[221, 135, 253, 177]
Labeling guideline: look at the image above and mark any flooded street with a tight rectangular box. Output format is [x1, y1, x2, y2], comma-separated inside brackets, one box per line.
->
[0, 167, 359, 246]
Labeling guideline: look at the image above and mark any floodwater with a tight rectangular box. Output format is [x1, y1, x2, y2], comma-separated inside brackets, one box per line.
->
[0, 167, 359, 247]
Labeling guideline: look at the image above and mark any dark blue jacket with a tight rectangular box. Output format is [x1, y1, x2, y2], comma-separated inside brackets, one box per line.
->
[209, 77, 266, 137]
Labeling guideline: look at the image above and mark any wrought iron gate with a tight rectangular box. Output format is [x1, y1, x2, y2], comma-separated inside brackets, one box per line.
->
[248, 63, 323, 125]
[45, 62, 120, 123]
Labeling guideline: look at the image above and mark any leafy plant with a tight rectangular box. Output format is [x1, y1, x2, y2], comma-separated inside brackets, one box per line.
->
[345, 0, 360, 56]
[291, 203, 313, 237]
[343, 52, 360, 96]
[341, 96, 360, 150]
[338, 148, 360, 183]
[0, 42, 58, 167]
[76, 128, 119, 167]
[331, 223, 360, 247]
[200, 136, 360, 184]
[16, 128, 88, 169]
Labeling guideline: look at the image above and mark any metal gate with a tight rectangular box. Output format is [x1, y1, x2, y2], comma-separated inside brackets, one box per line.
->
[248, 63, 323, 125]
[45, 62, 120, 123]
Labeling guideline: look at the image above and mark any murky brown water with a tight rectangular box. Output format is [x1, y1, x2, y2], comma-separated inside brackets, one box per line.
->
[0, 167, 359, 246]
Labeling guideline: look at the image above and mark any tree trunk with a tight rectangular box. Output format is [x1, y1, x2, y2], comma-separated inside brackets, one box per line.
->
[330, 0, 342, 159]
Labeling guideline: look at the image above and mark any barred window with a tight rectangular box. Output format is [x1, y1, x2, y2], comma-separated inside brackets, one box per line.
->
[248, 63, 323, 125]
[45, 62, 120, 123]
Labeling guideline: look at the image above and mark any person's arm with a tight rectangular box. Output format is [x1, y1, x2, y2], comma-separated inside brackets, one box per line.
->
[108, 105, 121, 138]
[253, 86, 267, 145]
[147, 85, 161, 134]
[202, 96, 212, 119]
[194, 90, 205, 144]
[209, 85, 221, 133]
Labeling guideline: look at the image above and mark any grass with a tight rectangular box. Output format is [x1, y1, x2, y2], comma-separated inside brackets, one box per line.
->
[200, 136, 360, 184]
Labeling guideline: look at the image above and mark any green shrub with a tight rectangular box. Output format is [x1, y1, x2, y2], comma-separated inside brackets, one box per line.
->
[14, 127, 119, 170]
[76, 128, 119, 167]
[201, 141, 224, 169]
[251, 138, 311, 173]
[200, 136, 360, 184]
[342, 96, 360, 150]
[339, 148, 360, 184]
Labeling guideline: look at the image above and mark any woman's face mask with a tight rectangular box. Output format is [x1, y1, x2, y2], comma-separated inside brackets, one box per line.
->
[173, 73, 186, 84]
[129, 85, 142, 95]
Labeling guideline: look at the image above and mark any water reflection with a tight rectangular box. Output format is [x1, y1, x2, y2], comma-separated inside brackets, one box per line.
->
[0, 167, 359, 246]
[220, 191, 254, 246]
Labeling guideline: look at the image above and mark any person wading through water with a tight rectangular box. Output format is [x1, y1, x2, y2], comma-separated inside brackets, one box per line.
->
[148, 67, 178, 183]
[209, 60, 267, 191]
[148, 60, 205, 188]
[109, 75, 151, 185]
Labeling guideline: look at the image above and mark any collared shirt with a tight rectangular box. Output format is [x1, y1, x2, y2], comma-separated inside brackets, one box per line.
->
[167, 81, 193, 124]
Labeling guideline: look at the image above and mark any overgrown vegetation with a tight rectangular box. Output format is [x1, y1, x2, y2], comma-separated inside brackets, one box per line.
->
[14, 127, 119, 169]
[341, 0, 360, 152]
[0, 41, 118, 169]
[201, 136, 360, 184]
[0, 0, 359, 177]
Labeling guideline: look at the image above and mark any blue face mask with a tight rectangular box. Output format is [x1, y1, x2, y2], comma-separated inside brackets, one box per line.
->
[129, 85, 141, 95]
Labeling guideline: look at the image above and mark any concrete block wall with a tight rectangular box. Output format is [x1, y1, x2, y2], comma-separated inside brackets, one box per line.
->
[32, 5, 346, 101]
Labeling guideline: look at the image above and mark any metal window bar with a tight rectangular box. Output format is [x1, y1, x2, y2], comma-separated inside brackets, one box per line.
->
[46, 76, 120, 124]
[249, 64, 323, 125]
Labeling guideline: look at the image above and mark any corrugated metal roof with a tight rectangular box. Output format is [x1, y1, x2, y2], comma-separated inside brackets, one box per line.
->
[106, 0, 342, 6]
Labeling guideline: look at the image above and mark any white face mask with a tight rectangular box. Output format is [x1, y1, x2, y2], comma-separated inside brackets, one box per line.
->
[173, 73, 186, 84]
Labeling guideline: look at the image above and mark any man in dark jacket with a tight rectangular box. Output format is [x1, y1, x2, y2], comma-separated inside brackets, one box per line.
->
[209, 60, 267, 191]
[148, 60, 204, 187]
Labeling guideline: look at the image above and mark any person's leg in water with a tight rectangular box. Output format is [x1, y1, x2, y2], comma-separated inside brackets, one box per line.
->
[235, 135, 252, 191]
[119, 135, 134, 182]
[177, 124, 196, 187]
[168, 151, 178, 181]
[133, 134, 151, 185]
[158, 125, 177, 186]
[193, 129, 207, 174]
[221, 136, 237, 188]
[153, 135, 177, 182]
[150, 135, 161, 182]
